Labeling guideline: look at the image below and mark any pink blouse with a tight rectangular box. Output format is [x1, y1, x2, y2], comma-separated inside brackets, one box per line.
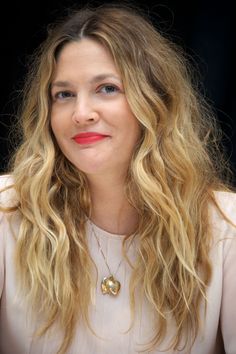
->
[0, 175, 236, 354]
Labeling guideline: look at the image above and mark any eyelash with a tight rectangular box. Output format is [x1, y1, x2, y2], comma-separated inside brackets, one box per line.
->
[98, 84, 120, 94]
[52, 84, 120, 101]
[53, 91, 74, 100]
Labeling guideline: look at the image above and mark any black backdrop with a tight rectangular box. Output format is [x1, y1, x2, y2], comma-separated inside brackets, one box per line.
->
[0, 0, 235, 182]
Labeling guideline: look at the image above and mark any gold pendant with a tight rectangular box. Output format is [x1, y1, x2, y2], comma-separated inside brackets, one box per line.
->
[101, 275, 121, 296]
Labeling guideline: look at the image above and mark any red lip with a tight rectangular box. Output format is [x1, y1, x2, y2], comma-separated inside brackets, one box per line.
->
[73, 132, 109, 145]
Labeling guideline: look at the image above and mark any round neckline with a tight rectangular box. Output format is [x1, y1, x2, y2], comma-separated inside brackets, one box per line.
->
[87, 219, 126, 240]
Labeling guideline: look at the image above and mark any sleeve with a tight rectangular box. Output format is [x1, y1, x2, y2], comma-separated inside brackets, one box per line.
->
[219, 204, 236, 353]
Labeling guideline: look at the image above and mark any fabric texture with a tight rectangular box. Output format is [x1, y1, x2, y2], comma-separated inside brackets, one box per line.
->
[0, 174, 236, 354]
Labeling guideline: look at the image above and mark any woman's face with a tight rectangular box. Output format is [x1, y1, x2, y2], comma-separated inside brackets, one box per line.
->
[50, 38, 141, 179]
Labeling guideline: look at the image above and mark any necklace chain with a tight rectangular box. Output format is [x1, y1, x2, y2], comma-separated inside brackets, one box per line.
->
[89, 220, 135, 296]
[90, 222, 123, 277]
[90, 220, 138, 296]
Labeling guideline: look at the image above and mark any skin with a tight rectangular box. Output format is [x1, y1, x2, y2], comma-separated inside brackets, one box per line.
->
[50, 38, 141, 234]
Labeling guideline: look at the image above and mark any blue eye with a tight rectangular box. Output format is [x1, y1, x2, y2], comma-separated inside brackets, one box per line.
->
[99, 85, 119, 94]
[53, 91, 74, 100]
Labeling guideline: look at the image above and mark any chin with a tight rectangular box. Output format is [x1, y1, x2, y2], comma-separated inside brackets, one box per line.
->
[72, 162, 109, 176]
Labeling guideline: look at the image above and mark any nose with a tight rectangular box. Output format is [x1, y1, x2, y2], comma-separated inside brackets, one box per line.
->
[72, 94, 99, 124]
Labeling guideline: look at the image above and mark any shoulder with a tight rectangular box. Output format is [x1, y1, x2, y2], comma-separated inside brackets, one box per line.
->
[211, 192, 236, 353]
[209, 190, 236, 265]
[209, 190, 236, 253]
[0, 174, 20, 251]
[0, 174, 17, 207]
[0, 175, 18, 298]
[210, 190, 236, 225]
[214, 190, 236, 213]
[0, 174, 15, 189]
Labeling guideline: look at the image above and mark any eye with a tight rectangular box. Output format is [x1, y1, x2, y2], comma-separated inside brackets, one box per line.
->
[52, 91, 75, 100]
[99, 84, 119, 95]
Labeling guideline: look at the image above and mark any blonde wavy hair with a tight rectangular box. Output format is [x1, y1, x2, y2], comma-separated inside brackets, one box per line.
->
[1, 3, 232, 353]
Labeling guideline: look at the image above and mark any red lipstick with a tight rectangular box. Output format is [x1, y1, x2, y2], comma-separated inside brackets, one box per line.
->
[73, 132, 109, 145]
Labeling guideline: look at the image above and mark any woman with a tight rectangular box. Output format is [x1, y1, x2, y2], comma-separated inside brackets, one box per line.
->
[0, 4, 235, 354]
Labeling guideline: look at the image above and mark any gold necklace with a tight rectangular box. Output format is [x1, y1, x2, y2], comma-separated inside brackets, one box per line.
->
[90, 222, 123, 296]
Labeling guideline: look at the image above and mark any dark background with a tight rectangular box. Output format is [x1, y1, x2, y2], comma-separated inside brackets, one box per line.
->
[0, 0, 235, 182]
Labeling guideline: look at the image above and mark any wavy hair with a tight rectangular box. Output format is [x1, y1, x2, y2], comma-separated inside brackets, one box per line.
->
[1, 3, 232, 353]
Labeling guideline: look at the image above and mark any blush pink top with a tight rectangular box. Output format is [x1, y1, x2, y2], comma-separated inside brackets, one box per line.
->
[0, 175, 236, 354]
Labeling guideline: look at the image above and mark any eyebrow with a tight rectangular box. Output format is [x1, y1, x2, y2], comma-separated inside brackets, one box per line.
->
[51, 73, 121, 89]
[90, 73, 121, 84]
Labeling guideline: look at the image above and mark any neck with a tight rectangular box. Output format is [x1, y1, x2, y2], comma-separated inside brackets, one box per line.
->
[87, 173, 138, 235]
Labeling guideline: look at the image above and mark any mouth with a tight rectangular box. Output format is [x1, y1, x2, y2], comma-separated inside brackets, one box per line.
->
[72, 132, 110, 145]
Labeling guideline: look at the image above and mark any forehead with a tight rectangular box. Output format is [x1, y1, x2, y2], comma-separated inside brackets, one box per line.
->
[53, 39, 120, 80]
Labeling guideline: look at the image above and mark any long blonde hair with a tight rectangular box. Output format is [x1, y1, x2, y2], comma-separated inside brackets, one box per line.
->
[1, 3, 232, 353]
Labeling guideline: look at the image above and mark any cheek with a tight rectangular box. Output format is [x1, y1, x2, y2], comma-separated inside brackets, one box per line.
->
[127, 115, 141, 141]
[50, 110, 57, 131]
[122, 103, 140, 136]
[50, 123, 66, 154]
[50, 118, 56, 137]
[50, 104, 69, 132]
[50, 114, 64, 140]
